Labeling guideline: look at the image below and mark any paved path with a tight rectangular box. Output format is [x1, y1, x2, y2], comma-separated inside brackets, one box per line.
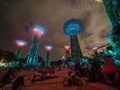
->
[20, 68, 119, 90]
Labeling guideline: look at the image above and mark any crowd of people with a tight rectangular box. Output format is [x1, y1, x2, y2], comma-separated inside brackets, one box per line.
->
[0, 66, 57, 90]
[0, 54, 120, 90]
[64, 55, 120, 87]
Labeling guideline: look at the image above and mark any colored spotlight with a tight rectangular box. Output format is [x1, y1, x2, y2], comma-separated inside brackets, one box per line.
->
[64, 19, 82, 36]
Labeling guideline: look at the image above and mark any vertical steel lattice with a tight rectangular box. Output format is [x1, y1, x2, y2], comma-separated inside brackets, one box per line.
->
[26, 35, 39, 66]
[45, 51, 51, 67]
[70, 34, 82, 63]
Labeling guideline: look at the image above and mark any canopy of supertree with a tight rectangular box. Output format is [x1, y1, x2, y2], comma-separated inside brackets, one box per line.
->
[15, 40, 27, 47]
[64, 18, 82, 36]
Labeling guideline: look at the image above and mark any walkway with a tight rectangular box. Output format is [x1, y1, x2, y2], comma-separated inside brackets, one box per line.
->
[20, 68, 119, 90]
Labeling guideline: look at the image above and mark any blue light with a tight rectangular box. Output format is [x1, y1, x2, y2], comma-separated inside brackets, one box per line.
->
[16, 40, 27, 44]
[44, 45, 53, 51]
[92, 46, 99, 48]
[32, 24, 46, 37]
[91, 46, 99, 50]
[68, 61, 75, 65]
[114, 60, 120, 67]
[15, 40, 27, 47]
[35, 25, 45, 32]
[64, 19, 82, 35]
[80, 56, 89, 64]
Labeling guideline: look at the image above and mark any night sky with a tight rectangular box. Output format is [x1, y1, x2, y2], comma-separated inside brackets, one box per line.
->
[0, 0, 111, 61]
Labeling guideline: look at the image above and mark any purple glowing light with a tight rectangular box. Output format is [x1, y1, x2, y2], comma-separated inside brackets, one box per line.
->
[44, 45, 53, 51]
[15, 40, 27, 47]
[62, 56, 65, 59]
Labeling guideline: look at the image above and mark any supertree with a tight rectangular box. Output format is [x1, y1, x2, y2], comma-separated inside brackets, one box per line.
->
[15, 40, 27, 59]
[10, 40, 27, 67]
[26, 25, 45, 66]
[96, 0, 120, 50]
[64, 19, 82, 63]
[63, 44, 70, 61]
[44, 45, 53, 67]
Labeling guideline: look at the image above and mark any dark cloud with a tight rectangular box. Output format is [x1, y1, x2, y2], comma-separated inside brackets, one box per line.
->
[0, 0, 111, 60]
[98, 29, 109, 38]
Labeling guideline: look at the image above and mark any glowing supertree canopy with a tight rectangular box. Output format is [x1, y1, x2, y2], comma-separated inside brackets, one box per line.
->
[63, 44, 70, 62]
[44, 45, 53, 51]
[91, 46, 99, 51]
[64, 19, 82, 36]
[32, 24, 45, 37]
[26, 24, 45, 66]
[44, 45, 53, 67]
[15, 40, 27, 47]
[64, 45, 70, 51]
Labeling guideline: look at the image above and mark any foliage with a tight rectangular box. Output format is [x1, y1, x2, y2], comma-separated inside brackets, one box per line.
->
[108, 27, 120, 50]
[51, 60, 62, 67]
[0, 49, 17, 63]
[114, 48, 120, 60]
